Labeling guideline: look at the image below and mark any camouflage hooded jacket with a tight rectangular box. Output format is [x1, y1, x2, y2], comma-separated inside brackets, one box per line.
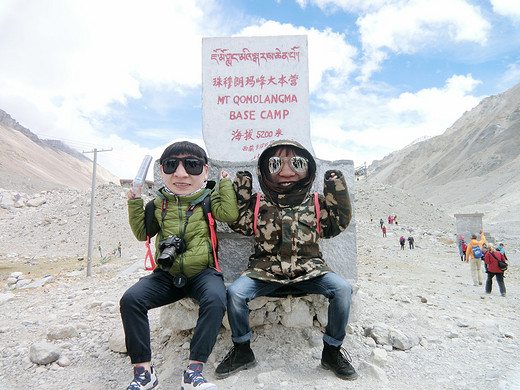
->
[229, 140, 352, 284]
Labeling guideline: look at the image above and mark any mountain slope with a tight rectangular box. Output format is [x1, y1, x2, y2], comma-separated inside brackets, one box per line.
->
[369, 82, 520, 236]
[0, 110, 119, 192]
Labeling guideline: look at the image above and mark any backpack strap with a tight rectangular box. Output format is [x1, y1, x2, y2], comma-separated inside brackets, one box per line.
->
[253, 193, 261, 235]
[314, 192, 320, 235]
[201, 194, 220, 272]
[253, 192, 320, 235]
[144, 200, 157, 270]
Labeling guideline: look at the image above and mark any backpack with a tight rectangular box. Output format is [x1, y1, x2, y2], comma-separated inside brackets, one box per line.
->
[143, 188, 218, 271]
[472, 245, 483, 258]
[490, 252, 508, 271]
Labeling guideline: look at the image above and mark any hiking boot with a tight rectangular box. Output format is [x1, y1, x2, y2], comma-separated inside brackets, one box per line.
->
[182, 363, 217, 390]
[321, 342, 358, 380]
[127, 365, 158, 390]
[215, 341, 257, 379]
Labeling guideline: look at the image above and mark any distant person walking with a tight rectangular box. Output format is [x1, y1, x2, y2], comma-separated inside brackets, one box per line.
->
[382, 225, 387, 237]
[408, 236, 414, 249]
[484, 244, 507, 297]
[380, 219, 384, 229]
[394, 216, 398, 225]
[465, 230, 486, 286]
[497, 243, 508, 260]
[458, 236, 466, 262]
[399, 236, 405, 250]
[482, 242, 489, 272]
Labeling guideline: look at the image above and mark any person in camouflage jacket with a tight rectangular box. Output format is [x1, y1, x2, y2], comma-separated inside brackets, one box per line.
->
[216, 140, 358, 381]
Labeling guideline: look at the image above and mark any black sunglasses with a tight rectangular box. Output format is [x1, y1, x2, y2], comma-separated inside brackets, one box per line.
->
[162, 157, 206, 175]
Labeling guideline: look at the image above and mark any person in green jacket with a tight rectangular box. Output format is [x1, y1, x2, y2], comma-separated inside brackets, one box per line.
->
[121, 141, 238, 390]
[215, 140, 357, 381]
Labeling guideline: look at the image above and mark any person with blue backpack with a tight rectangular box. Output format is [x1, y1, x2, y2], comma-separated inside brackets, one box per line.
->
[465, 230, 486, 286]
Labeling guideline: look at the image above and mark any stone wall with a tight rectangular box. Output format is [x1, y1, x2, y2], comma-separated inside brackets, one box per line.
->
[454, 213, 494, 244]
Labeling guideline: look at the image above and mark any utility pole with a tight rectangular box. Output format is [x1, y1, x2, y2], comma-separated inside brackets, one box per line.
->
[83, 147, 112, 276]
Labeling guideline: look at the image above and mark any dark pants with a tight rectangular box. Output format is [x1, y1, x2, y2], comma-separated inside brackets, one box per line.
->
[485, 272, 506, 295]
[120, 268, 226, 364]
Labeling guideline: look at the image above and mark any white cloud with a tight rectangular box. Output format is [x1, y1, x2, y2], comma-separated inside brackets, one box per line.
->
[237, 21, 359, 93]
[0, 0, 229, 179]
[388, 74, 482, 123]
[0, 0, 228, 116]
[297, 0, 390, 13]
[500, 62, 520, 90]
[311, 74, 482, 166]
[356, 0, 491, 79]
[0, 0, 510, 179]
[491, 0, 520, 20]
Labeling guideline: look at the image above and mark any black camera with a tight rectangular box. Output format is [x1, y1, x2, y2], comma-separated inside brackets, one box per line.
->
[157, 235, 186, 268]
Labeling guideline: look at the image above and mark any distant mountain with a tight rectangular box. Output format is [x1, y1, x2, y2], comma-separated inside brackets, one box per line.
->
[368, 82, 520, 229]
[0, 109, 119, 192]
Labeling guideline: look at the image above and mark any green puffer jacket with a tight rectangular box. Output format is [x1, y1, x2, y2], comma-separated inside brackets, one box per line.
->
[128, 179, 238, 278]
[229, 141, 352, 284]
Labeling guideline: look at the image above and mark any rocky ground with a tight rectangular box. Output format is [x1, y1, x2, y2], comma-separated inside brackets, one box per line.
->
[1, 180, 519, 390]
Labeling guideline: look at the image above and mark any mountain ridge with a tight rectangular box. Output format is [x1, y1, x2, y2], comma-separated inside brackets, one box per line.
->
[368, 82, 520, 237]
[0, 109, 119, 192]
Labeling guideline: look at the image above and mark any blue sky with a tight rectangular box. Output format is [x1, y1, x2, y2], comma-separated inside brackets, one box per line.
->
[1, 0, 519, 180]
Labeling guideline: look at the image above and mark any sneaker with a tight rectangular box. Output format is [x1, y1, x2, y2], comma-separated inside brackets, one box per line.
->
[182, 363, 217, 390]
[215, 341, 257, 379]
[321, 342, 358, 380]
[127, 365, 158, 390]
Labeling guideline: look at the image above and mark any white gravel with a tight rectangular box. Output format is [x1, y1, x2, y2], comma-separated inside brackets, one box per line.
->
[1, 180, 519, 390]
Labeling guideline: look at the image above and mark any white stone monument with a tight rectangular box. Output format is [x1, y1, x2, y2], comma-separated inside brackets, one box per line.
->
[159, 35, 359, 330]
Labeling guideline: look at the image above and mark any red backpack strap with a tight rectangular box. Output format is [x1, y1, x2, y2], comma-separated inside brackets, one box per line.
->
[144, 237, 155, 270]
[254, 193, 261, 235]
[200, 195, 220, 272]
[206, 210, 220, 272]
[314, 192, 320, 235]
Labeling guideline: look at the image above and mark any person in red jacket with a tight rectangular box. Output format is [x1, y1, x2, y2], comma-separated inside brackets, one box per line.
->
[484, 243, 507, 296]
